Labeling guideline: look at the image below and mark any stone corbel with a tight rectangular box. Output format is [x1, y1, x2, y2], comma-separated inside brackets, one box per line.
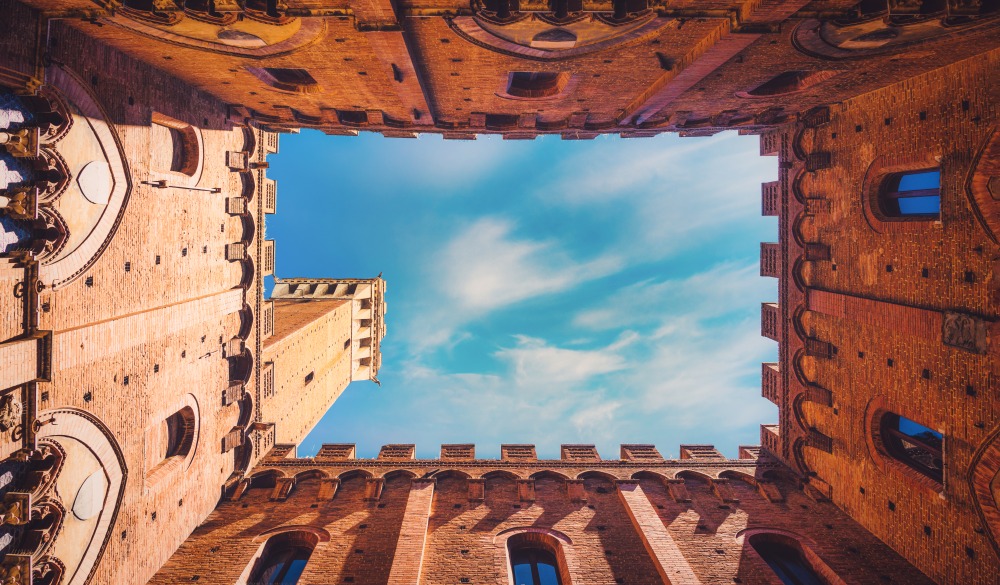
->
[517, 479, 535, 502]
[317, 478, 340, 501]
[364, 477, 385, 502]
[665, 478, 691, 503]
[270, 477, 295, 501]
[709, 478, 739, 503]
[467, 478, 485, 502]
[565, 479, 586, 503]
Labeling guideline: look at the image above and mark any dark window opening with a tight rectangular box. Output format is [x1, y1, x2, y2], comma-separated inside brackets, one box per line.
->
[881, 413, 943, 483]
[510, 548, 562, 585]
[750, 536, 825, 585]
[304, 371, 314, 384]
[507, 72, 567, 99]
[247, 67, 319, 93]
[338, 110, 369, 126]
[746, 71, 836, 97]
[165, 407, 196, 459]
[249, 537, 314, 585]
[879, 169, 940, 219]
[265, 68, 316, 86]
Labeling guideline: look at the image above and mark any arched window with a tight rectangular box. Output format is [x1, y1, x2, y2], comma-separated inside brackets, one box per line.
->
[748, 534, 826, 585]
[879, 169, 940, 219]
[507, 533, 565, 585]
[164, 407, 195, 458]
[150, 112, 200, 176]
[881, 413, 943, 483]
[510, 548, 561, 585]
[246, 67, 319, 94]
[248, 532, 316, 585]
[145, 404, 198, 487]
[743, 71, 837, 97]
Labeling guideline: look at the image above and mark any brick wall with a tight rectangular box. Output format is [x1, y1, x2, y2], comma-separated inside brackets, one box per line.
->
[152, 450, 935, 584]
[772, 49, 1000, 584]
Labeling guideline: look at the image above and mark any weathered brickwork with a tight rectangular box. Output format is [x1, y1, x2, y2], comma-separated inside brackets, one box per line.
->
[262, 299, 354, 445]
[152, 449, 935, 584]
[2, 0, 1000, 582]
[8, 0, 999, 139]
[766, 46, 1000, 584]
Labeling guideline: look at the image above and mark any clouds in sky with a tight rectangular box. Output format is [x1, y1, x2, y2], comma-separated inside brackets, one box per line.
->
[268, 130, 778, 459]
[436, 218, 622, 313]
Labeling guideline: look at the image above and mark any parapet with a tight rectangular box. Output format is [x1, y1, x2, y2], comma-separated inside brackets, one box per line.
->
[292, 443, 761, 465]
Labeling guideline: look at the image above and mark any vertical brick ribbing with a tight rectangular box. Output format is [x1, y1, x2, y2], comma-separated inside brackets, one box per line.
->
[387, 478, 435, 585]
[617, 481, 701, 585]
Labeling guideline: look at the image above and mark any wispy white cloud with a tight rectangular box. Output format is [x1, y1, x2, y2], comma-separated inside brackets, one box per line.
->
[496, 334, 629, 387]
[438, 218, 622, 312]
[401, 217, 623, 350]
[532, 133, 776, 261]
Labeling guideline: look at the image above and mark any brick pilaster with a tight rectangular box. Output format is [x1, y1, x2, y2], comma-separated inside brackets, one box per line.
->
[387, 478, 435, 585]
[617, 480, 701, 584]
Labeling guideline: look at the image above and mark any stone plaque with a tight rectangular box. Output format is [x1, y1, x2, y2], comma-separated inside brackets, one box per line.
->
[942, 311, 989, 354]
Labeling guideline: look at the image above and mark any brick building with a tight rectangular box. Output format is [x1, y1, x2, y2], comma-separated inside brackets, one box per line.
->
[0, 0, 998, 583]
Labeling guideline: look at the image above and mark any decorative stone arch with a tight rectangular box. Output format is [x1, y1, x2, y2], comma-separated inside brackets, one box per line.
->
[240, 171, 256, 201]
[337, 468, 374, 481]
[38, 66, 132, 289]
[240, 214, 256, 245]
[719, 469, 760, 487]
[969, 424, 1000, 558]
[792, 392, 812, 435]
[964, 126, 1000, 244]
[25, 498, 65, 562]
[105, 13, 326, 57]
[674, 469, 718, 482]
[449, 12, 670, 62]
[791, 16, 1000, 61]
[237, 304, 254, 340]
[35, 408, 126, 585]
[430, 469, 473, 480]
[791, 437, 816, 478]
[480, 469, 523, 480]
[239, 257, 255, 290]
[574, 469, 619, 482]
[293, 469, 331, 482]
[252, 524, 332, 544]
[630, 469, 670, 482]
[791, 255, 810, 292]
[529, 469, 571, 481]
[246, 67, 321, 94]
[381, 468, 418, 480]
[493, 527, 575, 585]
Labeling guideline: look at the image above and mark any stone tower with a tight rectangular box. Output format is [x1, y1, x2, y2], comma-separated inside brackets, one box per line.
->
[262, 277, 387, 445]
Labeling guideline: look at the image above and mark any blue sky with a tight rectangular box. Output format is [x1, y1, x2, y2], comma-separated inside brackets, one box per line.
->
[266, 130, 778, 460]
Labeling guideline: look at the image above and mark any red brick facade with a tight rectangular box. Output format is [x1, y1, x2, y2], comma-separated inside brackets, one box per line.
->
[1, 0, 999, 583]
[151, 445, 935, 584]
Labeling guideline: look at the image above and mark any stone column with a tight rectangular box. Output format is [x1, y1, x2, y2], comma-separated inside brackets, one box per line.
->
[387, 478, 435, 585]
[616, 479, 701, 585]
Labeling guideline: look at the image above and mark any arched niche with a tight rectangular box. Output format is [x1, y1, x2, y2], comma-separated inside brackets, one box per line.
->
[37, 66, 132, 289]
[36, 408, 126, 585]
[969, 425, 1000, 558]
